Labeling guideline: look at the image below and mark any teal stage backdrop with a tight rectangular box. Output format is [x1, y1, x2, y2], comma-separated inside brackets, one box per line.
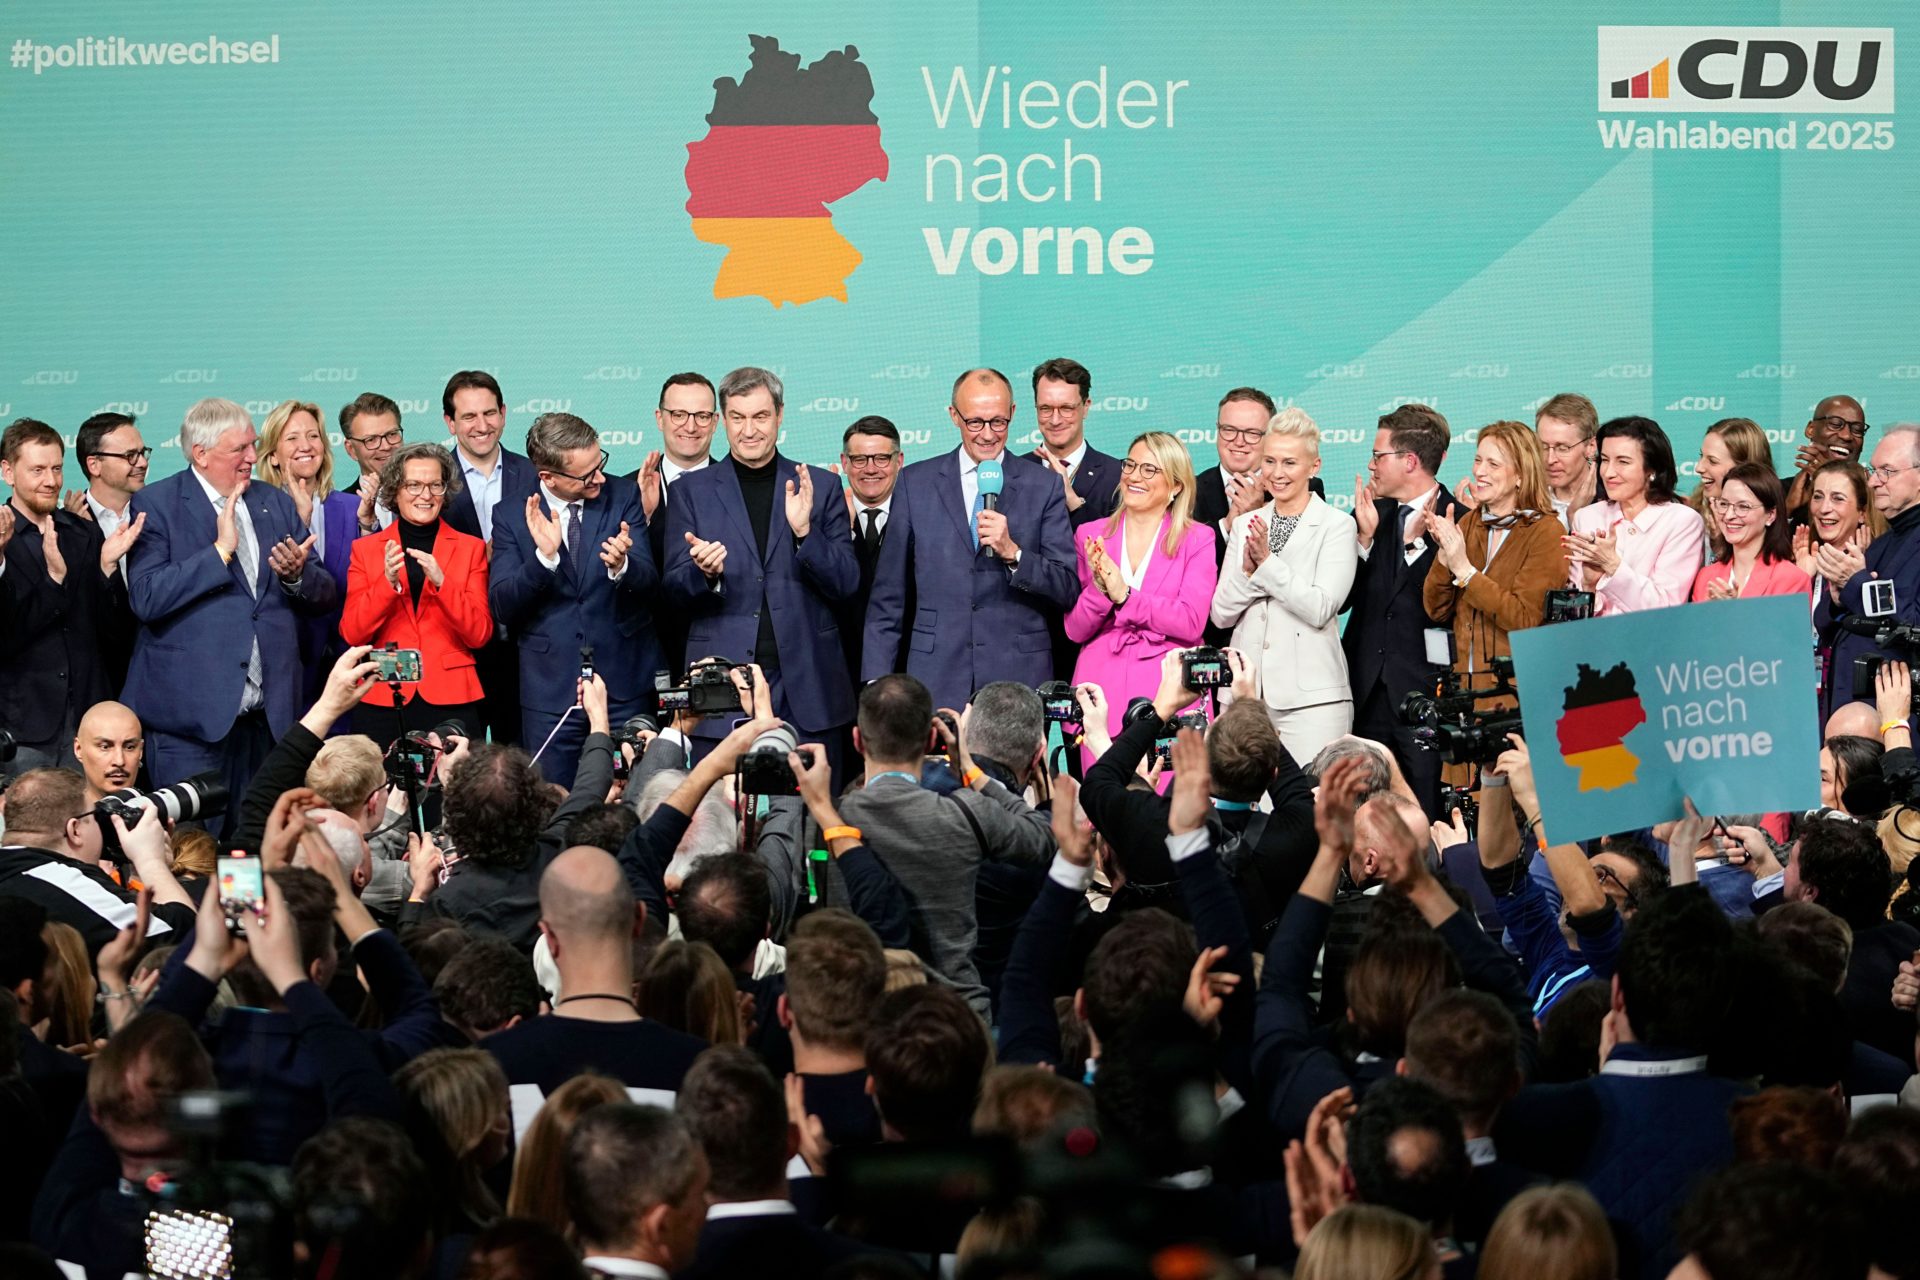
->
[1, 3, 1911, 506]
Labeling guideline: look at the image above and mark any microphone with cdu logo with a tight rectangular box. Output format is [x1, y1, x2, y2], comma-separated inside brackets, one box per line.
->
[975, 458, 1004, 558]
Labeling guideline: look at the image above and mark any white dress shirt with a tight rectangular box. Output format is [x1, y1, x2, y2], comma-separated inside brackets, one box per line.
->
[535, 482, 626, 581]
[457, 447, 505, 537]
[1053, 438, 1089, 476]
[853, 493, 893, 542]
[579, 1258, 670, 1279]
[1356, 483, 1439, 565]
[191, 467, 269, 714]
[958, 447, 1019, 565]
[86, 491, 133, 577]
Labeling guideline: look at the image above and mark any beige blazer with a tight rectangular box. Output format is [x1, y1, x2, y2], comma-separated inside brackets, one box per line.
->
[1211, 494, 1358, 711]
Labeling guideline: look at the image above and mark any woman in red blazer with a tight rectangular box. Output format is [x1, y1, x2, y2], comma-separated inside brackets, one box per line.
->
[341, 442, 493, 744]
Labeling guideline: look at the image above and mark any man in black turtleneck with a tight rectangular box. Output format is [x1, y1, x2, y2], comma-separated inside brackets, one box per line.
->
[1817, 424, 1920, 726]
[664, 367, 861, 784]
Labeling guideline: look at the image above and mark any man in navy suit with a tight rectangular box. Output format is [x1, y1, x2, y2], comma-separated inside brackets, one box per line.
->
[0, 419, 142, 776]
[1818, 423, 1920, 724]
[489, 411, 656, 787]
[640, 371, 721, 678]
[835, 415, 907, 685]
[664, 367, 859, 781]
[441, 369, 538, 747]
[1342, 404, 1456, 815]
[864, 369, 1077, 710]
[1026, 357, 1125, 681]
[123, 399, 336, 830]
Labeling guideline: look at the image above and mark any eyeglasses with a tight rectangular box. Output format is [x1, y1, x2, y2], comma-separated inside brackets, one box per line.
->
[399, 481, 448, 497]
[1812, 415, 1870, 438]
[1541, 440, 1589, 459]
[843, 453, 898, 469]
[1036, 403, 1085, 420]
[89, 447, 154, 464]
[1710, 499, 1762, 518]
[1866, 461, 1917, 481]
[662, 409, 717, 428]
[958, 416, 1012, 432]
[1216, 426, 1264, 444]
[1592, 862, 1640, 912]
[349, 427, 404, 448]
[543, 451, 610, 484]
[1369, 449, 1412, 463]
[1119, 459, 1164, 480]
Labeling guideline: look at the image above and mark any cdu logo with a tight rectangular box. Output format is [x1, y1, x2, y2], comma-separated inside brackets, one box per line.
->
[1598, 27, 1892, 114]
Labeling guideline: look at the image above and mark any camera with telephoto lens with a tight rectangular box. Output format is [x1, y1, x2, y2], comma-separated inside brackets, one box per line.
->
[1840, 614, 1920, 700]
[381, 720, 465, 791]
[655, 661, 749, 717]
[735, 721, 817, 796]
[1398, 659, 1523, 766]
[612, 714, 659, 781]
[1036, 680, 1081, 724]
[1181, 645, 1232, 690]
[142, 1091, 292, 1279]
[94, 773, 228, 852]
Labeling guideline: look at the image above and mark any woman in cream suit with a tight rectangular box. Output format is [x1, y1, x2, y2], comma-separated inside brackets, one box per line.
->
[1211, 409, 1358, 763]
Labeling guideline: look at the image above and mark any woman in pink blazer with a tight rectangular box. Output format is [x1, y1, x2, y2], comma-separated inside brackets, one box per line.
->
[1689, 464, 1814, 604]
[1065, 431, 1218, 765]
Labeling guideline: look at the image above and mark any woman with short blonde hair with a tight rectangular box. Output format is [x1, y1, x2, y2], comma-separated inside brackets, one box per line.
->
[1295, 1204, 1439, 1280]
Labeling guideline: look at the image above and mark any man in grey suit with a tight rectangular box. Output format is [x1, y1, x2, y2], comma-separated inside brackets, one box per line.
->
[837, 674, 1054, 1017]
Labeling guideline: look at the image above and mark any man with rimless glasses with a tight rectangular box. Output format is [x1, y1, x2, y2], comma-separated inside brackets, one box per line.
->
[864, 368, 1076, 708]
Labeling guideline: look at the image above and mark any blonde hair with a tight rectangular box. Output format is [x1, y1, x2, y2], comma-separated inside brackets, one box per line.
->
[1296, 1204, 1436, 1280]
[306, 735, 387, 812]
[638, 940, 742, 1045]
[1477, 1184, 1616, 1280]
[39, 922, 95, 1048]
[1476, 421, 1552, 516]
[393, 1047, 510, 1229]
[956, 1198, 1044, 1272]
[169, 826, 217, 881]
[255, 399, 336, 498]
[1100, 430, 1197, 557]
[1691, 418, 1776, 537]
[883, 948, 929, 991]
[505, 1072, 627, 1234]
[1264, 406, 1322, 456]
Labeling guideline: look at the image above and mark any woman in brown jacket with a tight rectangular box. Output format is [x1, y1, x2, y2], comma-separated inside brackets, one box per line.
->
[1423, 420, 1569, 697]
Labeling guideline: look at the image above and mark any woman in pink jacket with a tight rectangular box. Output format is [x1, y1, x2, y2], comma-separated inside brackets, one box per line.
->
[1065, 431, 1218, 765]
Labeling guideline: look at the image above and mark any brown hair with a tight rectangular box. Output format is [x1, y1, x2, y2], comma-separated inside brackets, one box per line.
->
[1756, 902, 1854, 992]
[393, 1048, 511, 1229]
[1713, 463, 1795, 566]
[1206, 698, 1282, 803]
[39, 922, 95, 1049]
[169, 827, 217, 881]
[1218, 386, 1277, 415]
[1534, 393, 1599, 438]
[0, 768, 88, 840]
[1, 417, 63, 465]
[1403, 989, 1521, 1131]
[1475, 421, 1553, 516]
[87, 1011, 215, 1133]
[1378, 404, 1451, 476]
[1295, 1204, 1434, 1280]
[504, 1072, 628, 1233]
[1478, 1184, 1615, 1280]
[972, 1065, 1097, 1146]
[638, 940, 742, 1046]
[1730, 1086, 1847, 1168]
[338, 391, 402, 435]
[783, 909, 886, 1053]
[1809, 459, 1890, 544]
[1346, 924, 1459, 1058]
[1031, 357, 1091, 399]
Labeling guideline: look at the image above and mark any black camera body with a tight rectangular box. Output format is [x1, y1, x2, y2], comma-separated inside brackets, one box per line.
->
[1154, 710, 1209, 768]
[1544, 589, 1596, 624]
[1849, 618, 1920, 700]
[655, 663, 748, 716]
[1036, 680, 1080, 724]
[94, 773, 228, 852]
[1181, 646, 1231, 689]
[1439, 783, 1480, 831]
[736, 721, 817, 796]
[1399, 662, 1522, 766]
[611, 713, 660, 781]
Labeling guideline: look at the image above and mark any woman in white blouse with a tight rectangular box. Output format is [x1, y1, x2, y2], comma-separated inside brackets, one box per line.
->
[1563, 416, 1708, 615]
[1211, 408, 1358, 763]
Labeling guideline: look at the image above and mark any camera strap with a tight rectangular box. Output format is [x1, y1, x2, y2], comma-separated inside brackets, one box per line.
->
[946, 792, 990, 860]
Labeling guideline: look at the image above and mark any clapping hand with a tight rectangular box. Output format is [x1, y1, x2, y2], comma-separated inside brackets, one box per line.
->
[684, 531, 728, 580]
[384, 539, 407, 591]
[1243, 515, 1270, 573]
[1562, 526, 1621, 580]
[268, 533, 316, 582]
[1313, 755, 1369, 857]
[599, 520, 633, 574]
[784, 463, 815, 538]
[525, 496, 564, 560]
[1226, 468, 1267, 519]
[1285, 1087, 1355, 1248]
[1087, 538, 1125, 603]
[638, 451, 664, 521]
[1813, 539, 1867, 590]
[1352, 476, 1379, 544]
[406, 546, 445, 588]
[1036, 445, 1084, 512]
[1184, 945, 1240, 1032]
[99, 512, 145, 574]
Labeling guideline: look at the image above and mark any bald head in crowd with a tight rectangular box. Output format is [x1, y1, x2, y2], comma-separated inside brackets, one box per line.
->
[73, 701, 143, 802]
[1824, 701, 1881, 742]
[540, 846, 641, 949]
[293, 808, 371, 893]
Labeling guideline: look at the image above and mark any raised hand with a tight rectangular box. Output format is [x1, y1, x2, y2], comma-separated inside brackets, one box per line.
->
[1036, 444, 1083, 511]
[0, 506, 13, 557]
[1876, 660, 1912, 730]
[1243, 515, 1270, 573]
[1352, 476, 1379, 544]
[1051, 774, 1095, 868]
[1184, 945, 1240, 1031]
[684, 531, 727, 580]
[1167, 728, 1212, 835]
[1313, 755, 1369, 856]
[37, 516, 67, 585]
[638, 450, 663, 521]
[525, 495, 563, 560]
[826, 462, 856, 522]
[286, 473, 316, 525]
[269, 533, 316, 582]
[785, 1073, 834, 1177]
[384, 539, 406, 591]
[785, 463, 815, 538]
[214, 484, 241, 558]
[406, 547, 445, 588]
[356, 471, 381, 528]
[599, 520, 633, 574]
[1791, 524, 1816, 577]
[98, 511, 145, 575]
[1227, 468, 1267, 519]
[65, 489, 93, 519]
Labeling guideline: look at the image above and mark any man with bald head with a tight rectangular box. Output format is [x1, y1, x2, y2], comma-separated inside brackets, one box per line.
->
[1784, 394, 1868, 520]
[73, 701, 144, 803]
[1825, 700, 1882, 742]
[483, 846, 706, 1112]
[863, 368, 1077, 707]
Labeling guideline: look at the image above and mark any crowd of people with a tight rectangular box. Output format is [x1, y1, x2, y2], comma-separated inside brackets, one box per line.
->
[1, 363, 1918, 1280]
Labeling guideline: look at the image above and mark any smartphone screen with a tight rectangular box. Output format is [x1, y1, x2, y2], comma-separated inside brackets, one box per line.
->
[376, 648, 424, 682]
[219, 854, 265, 918]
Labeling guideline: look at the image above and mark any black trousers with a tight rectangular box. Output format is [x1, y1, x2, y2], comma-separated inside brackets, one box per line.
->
[352, 700, 483, 750]
[472, 636, 523, 747]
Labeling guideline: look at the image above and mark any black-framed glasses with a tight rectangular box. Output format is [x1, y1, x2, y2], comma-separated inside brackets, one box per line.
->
[843, 452, 898, 469]
[958, 416, 1012, 432]
[89, 447, 154, 464]
[1593, 862, 1639, 912]
[1119, 459, 1164, 480]
[662, 409, 717, 428]
[349, 426, 404, 448]
[399, 480, 449, 497]
[1812, 415, 1869, 438]
[543, 451, 610, 484]
[1216, 426, 1264, 444]
[1370, 449, 1412, 462]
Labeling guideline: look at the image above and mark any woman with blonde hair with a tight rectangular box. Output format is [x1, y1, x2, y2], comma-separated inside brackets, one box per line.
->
[1477, 1184, 1616, 1280]
[1424, 422, 1568, 696]
[1689, 418, 1773, 554]
[1064, 430, 1216, 766]
[505, 1072, 627, 1236]
[37, 922, 95, 1051]
[1295, 1204, 1439, 1280]
[1212, 409, 1359, 762]
[257, 398, 360, 705]
[393, 1047, 512, 1236]
[638, 940, 744, 1045]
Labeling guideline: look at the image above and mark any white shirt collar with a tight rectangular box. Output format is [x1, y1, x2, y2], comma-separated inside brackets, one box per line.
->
[539, 481, 581, 515]
[662, 455, 709, 484]
[1057, 439, 1089, 474]
[957, 446, 1005, 475]
[855, 494, 893, 522]
[704, 1199, 798, 1221]
[1598, 1052, 1708, 1078]
[190, 466, 238, 509]
[1403, 484, 1440, 515]
[456, 446, 500, 480]
[580, 1258, 671, 1279]
[86, 491, 128, 529]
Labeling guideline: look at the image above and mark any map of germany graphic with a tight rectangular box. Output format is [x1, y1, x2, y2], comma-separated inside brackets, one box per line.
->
[685, 35, 889, 306]
[1555, 661, 1647, 792]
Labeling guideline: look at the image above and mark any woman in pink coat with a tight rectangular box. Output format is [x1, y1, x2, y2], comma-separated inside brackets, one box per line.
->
[1065, 430, 1218, 766]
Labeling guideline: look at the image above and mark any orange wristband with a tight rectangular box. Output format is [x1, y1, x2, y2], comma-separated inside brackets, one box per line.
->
[821, 825, 862, 844]
[962, 766, 986, 787]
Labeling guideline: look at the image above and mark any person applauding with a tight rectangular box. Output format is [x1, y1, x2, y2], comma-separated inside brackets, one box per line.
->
[1564, 417, 1707, 615]
[341, 443, 492, 744]
[1065, 432, 1216, 764]
[1690, 465, 1811, 604]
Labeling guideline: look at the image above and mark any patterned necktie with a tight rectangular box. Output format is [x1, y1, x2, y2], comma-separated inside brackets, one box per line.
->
[565, 502, 583, 573]
[219, 493, 265, 713]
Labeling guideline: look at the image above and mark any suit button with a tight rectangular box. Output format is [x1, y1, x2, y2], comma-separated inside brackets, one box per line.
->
[1385, 611, 1394, 621]
[57, 670, 66, 679]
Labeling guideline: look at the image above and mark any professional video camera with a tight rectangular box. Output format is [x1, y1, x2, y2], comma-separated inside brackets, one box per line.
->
[655, 661, 749, 717]
[381, 720, 467, 791]
[736, 721, 817, 797]
[611, 713, 659, 782]
[1180, 645, 1232, 690]
[1036, 680, 1081, 724]
[94, 773, 228, 852]
[141, 1091, 292, 1279]
[1836, 614, 1920, 699]
[1398, 658, 1524, 767]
